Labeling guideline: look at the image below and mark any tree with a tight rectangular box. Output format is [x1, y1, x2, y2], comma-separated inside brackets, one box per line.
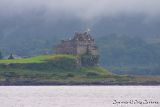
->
[0, 51, 2, 59]
[8, 53, 14, 59]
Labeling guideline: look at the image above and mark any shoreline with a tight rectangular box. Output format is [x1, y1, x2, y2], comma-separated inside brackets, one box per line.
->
[1, 81, 160, 86]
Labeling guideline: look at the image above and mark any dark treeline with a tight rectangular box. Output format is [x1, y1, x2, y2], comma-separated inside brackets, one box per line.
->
[97, 34, 160, 75]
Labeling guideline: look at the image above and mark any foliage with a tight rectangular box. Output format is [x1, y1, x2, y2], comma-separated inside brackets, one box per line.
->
[86, 72, 100, 77]
[8, 54, 14, 59]
[97, 34, 160, 75]
[0, 51, 2, 59]
[0, 65, 114, 84]
[81, 54, 99, 66]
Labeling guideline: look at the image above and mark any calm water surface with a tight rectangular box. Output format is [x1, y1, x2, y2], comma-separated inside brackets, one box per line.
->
[0, 86, 160, 107]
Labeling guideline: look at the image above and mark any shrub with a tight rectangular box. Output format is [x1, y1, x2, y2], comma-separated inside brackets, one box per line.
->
[0, 51, 2, 59]
[86, 72, 100, 77]
[66, 73, 74, 77]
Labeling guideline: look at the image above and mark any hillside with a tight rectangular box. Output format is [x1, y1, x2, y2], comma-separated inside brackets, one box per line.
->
[97, 35, 160, 75]
[0, 1, 160, 76]
[0, 54, 115, 85]
[1, 33, 160, 76]
[0, 54, 160, 85]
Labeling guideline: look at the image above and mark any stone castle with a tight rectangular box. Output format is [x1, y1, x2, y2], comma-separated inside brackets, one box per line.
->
[55, 31, 99, 66]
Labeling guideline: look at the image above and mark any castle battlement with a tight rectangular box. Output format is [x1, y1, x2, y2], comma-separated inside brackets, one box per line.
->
[55, 32, 99, 56]
[55, 31, 99, 66]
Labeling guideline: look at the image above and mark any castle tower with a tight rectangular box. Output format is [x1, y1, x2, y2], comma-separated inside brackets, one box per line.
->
[55, 31, 99, 66]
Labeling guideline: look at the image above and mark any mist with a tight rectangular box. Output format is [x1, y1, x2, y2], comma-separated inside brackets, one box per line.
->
[1, 0, 160, 74]
[0, 0, 160, 39]
[0, 0, 160, 21]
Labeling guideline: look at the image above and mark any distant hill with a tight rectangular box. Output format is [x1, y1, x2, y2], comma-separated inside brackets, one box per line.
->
[1, 15, 160, 56]
[97, 34, 160, 75]
[1, 32, 160, 75]
[0, 15, 160, 75]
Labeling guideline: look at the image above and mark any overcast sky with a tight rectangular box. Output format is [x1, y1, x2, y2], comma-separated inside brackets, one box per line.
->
[0, 0, 160, 21]
[0, 0, 160, 37]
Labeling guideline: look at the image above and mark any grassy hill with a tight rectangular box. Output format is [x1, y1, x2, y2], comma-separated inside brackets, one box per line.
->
[0, 54, 118, 85]
[0, 54, 78, 64]
[0, 54, 160, 85]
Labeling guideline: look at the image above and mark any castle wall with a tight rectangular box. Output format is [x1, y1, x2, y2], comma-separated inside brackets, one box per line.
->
[74, 40, 96, 55]
[56, 40, 76, 55]
[90, 46, 99, 56]
[55, 32, 100, 66]
[76, 45, 87, 55]
[55, 32, 99, 56]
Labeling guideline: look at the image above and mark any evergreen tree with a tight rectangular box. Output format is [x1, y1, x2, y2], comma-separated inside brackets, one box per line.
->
[0, 51, 2, 59]
[81, 45, 99, 66]
[8, 53, 14, 59]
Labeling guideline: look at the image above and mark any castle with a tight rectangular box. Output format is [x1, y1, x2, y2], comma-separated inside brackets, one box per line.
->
[55, 31, 99, 66]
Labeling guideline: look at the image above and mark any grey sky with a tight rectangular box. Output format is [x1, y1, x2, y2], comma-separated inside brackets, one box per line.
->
[0, 0, 160, 21]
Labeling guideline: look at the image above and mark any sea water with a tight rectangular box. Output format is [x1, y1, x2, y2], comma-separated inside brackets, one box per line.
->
[0, 86, 160, 107]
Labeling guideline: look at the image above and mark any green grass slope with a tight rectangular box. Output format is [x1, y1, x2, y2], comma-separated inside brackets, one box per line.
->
[1, 54, 158, 85]
[0, 54, 78, 64]
[0, 54, 120, 85]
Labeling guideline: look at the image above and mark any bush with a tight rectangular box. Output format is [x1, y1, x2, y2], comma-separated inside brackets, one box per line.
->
[66, 73, 74, 77]
[1, 72, 17, 78]
[86, 72, 100, 77]
[0, 51, 2, 59]
[81, 54, 99, 66]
